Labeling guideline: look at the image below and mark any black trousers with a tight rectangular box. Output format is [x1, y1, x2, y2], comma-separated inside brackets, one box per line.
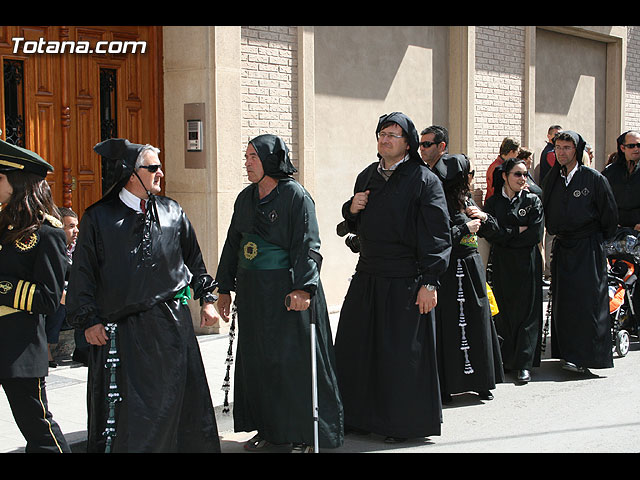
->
[0, 377, 71, 453]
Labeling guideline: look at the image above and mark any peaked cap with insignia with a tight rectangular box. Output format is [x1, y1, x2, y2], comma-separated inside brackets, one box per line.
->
[0, 138, 54, 178]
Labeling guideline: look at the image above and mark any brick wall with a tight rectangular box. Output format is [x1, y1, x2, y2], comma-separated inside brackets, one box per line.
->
[241, 26, 298, 184]
[626, 26, 640, 131]
[473, 26, 526, 198]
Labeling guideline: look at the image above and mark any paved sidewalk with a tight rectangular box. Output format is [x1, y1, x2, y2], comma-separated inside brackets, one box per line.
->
[3, 304, 640, 453]
[0, 320, 239, 453]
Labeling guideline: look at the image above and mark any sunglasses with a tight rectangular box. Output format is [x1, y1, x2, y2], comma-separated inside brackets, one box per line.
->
[419, 140, 438, 148]
[138, 164, 162, 173]
[510, 171, 528, 178]
[623, 143, 640, 149]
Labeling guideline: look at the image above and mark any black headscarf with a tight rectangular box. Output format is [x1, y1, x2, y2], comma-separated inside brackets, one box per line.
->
[432, 153, 470, 186]
[432, 153, 471, 211]
[375, 112, 421, 163]
[249, 134, 296, 180]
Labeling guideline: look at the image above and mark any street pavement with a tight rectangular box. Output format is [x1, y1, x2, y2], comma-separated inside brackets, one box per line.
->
[2, 311, 639, 453]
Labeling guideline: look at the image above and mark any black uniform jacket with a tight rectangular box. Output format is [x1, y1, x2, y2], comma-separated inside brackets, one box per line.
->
[66, 194, 216, 329]
[0, 218, 67, 378]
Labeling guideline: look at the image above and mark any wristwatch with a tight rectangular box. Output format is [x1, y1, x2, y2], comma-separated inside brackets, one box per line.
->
[423, 284, 437, 291]
[200, 292, 218, 305]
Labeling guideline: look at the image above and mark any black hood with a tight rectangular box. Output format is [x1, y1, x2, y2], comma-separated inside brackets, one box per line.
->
[375, 112, 421, 162]
[94, 138, 147, 200]
[543, 130, 587, 211]
[432, 153, 470, 186]
[553, 130, 586, 166]
[249, 134, 296, 180]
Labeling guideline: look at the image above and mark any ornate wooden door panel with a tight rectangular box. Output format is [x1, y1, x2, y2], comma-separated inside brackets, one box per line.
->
[0, 25, 162, 218]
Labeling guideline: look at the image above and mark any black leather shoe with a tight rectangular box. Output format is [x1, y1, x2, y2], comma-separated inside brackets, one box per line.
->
[517, 369, 531, 382]
[476, 390, 494, 400]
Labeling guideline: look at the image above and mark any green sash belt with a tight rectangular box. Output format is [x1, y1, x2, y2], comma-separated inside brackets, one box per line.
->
[238, 233, 290, 270]
[174, 285, 192, 305]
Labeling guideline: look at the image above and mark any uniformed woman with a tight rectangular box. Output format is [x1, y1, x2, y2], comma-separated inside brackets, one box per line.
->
[0, 139, 70, 453]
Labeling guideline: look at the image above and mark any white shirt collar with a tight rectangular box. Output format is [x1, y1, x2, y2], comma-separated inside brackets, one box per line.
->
[119, 187, 145, 213]
[501, 186, 522, 203]
[561, 162, 579, 186]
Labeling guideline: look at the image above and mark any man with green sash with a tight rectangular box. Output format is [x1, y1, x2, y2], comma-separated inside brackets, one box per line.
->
[216, 134, 344, 453]
[66, 139, 221, 453]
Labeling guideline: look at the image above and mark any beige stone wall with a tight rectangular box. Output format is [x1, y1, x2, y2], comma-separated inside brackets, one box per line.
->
[161, 25, 633, 326]
[312, 26, 450, 309]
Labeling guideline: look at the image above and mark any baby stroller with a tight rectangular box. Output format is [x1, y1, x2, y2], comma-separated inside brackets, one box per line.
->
[605, 228, 640, 357]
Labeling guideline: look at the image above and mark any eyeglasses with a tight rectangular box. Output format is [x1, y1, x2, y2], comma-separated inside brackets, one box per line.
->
[623, 143, 640, 149]
[138, 164, 162, 173]
[419, 140, 439, 148]
[378, 132, 404, 140]
[510, 171, 528, 178]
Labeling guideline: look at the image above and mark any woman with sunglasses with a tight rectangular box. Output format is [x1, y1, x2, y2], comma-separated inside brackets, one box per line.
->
[0, 139, 71, 452]
[474, 158, 544, 384]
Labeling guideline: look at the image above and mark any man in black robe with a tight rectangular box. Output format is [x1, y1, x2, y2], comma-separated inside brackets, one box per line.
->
[542, 130, 618, 373]
[215, 134, 343, 453]
[334, 112, 451, 443]
[66, 139, 221, 453]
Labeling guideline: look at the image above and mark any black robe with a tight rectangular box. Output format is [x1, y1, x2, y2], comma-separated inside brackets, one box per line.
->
[482, 190, 544, 371]
[435, 202, 504, 396]
[543, 164, 618, 369]
[334, 158, 451, 438]
[216, 178, 344, 448]
[66, 195, 220, 453]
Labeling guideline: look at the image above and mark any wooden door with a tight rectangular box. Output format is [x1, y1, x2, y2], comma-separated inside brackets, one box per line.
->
[0, 25, 163, 218]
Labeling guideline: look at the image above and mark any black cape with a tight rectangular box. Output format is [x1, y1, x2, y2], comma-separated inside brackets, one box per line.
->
[216, 178, 344, 448]
[334, 157, 451, 438]
[482, 190, 544, 370]
[543, 163, 618, 368]
[66, 195, 220, 452]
